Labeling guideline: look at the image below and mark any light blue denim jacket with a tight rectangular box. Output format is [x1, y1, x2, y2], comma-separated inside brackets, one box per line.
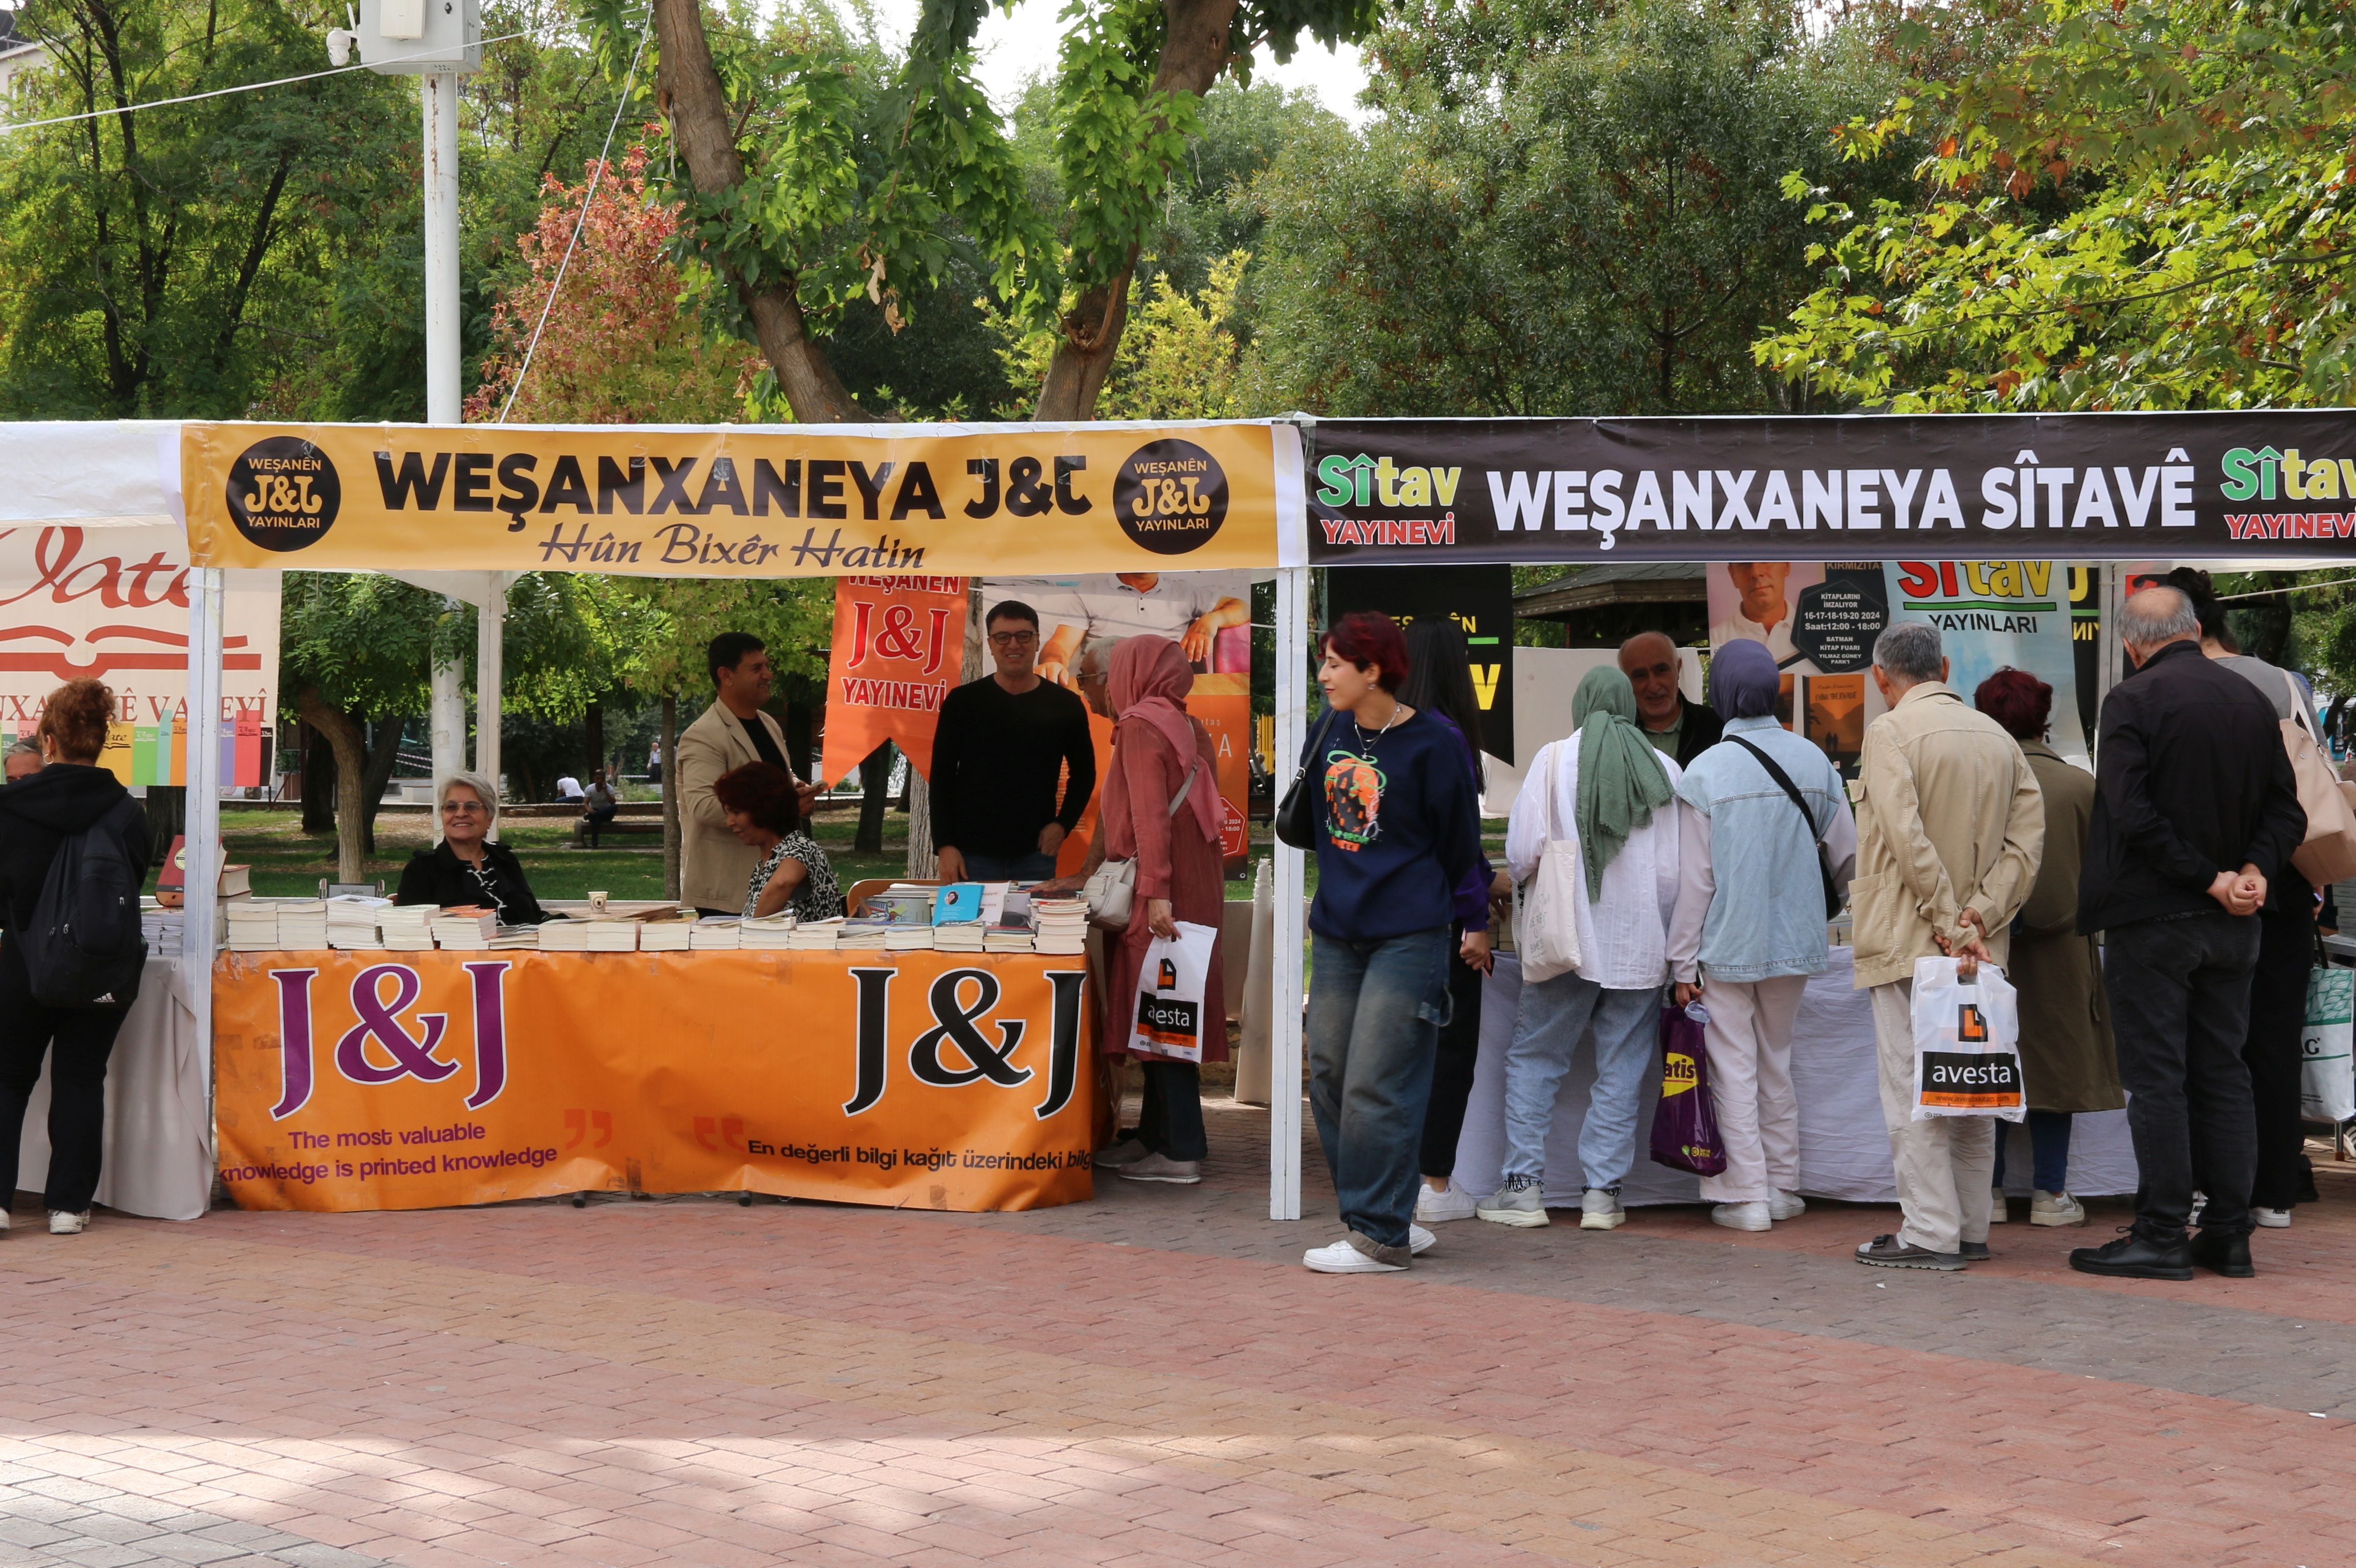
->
[1667, 715, 1859, 984]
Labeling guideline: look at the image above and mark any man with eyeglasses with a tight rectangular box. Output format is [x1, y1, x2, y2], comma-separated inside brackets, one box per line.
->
[931, 599, 1097, 883]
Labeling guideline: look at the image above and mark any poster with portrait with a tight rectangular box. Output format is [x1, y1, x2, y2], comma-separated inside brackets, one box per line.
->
[979, 572, 1254, 875]
[1706, 560, 1890, 771]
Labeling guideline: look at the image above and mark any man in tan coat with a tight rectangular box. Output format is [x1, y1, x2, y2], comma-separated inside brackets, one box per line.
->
[677, 632, 818, 914]
[1850, 621, 2043, 1269]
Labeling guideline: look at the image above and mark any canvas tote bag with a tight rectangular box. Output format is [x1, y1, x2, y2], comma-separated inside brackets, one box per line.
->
[1515, 741, 1584, 985]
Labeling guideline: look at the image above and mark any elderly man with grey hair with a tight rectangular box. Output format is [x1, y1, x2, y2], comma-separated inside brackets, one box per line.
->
[1850, 620, 2044, 1270]
[4, 738, 40, 784]
[2069, 585, 2304, 1282]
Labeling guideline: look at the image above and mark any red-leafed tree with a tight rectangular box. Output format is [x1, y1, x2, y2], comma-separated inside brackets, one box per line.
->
[467, 146, 761, 424]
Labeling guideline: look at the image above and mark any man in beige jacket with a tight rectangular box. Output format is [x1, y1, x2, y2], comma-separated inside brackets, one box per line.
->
[1850, 621, 2043, 1270]
[677, 632, 818, 914]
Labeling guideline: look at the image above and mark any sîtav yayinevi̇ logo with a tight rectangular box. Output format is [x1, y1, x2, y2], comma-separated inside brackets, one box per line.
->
[226, 436, 341, 552]
[1113, 438, 1228, 555]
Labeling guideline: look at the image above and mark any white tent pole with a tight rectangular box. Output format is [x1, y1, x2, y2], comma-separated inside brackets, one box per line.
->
[185, 566, 225, 1177]
[476, 576, 506, 836]
[1270, 564, 1309, 1221]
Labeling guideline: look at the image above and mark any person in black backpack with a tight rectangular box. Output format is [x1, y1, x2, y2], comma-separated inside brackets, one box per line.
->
[0, 679, 152, 1237]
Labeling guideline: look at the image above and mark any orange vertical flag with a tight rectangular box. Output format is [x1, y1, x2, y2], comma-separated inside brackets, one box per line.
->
[817, 575, 967, 787]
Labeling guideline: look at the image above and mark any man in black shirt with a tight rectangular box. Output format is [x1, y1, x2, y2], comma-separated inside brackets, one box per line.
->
[1619, 631, 1723, 768]
[932, 600, 1097, 881]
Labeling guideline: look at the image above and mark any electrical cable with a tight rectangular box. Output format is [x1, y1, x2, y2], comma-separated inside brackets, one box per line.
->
[494, 18, 649, 423]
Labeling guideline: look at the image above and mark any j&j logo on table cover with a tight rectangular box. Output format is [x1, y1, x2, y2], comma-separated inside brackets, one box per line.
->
[842, 966, 1087, 1122]
[227, 436, 341, 553]
[1114, 439, 1227, 556]
[269, 962, 511, 1118]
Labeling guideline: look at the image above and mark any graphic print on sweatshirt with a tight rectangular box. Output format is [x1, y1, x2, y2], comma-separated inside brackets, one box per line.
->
[1322, 747, 1387, 851]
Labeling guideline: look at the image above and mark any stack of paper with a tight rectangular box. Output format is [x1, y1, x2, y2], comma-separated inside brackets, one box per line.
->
[582, 920, 640, 952]
[885, 925, 936, 953]
[1032, 897, 1089, 955]
[273, 899, 329, 950]
[536, 919, 588, 951]
[982, 924, 1036, 953]
[490, 925, 540, 950]
[690, 917, 742, 950]
[739, 914, 796, 950]
[638, 921, 693, 952]
[430, 909, 498, 950]
[785, 918, 838, 951]
[379, 905, 438, 951]
[141, 910, 185, 958]
[326, 895, 389, 950]
[224, 903, 278, 952]
[933, 923, 986, 953]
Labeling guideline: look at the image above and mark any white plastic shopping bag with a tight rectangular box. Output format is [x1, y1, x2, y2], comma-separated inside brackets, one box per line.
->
[1909, 955, 2025, 1122]
[1126, 919, 1219, 1063]
[2301, 963, 2354, 1123]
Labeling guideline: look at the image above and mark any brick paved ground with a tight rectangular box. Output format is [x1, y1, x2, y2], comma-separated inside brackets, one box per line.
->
[9, 1097, 2356, 1568]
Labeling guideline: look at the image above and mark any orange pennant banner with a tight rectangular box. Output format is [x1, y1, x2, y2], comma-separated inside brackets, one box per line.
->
[817, 575, 967, 787]
[212, 949, 1094, 1213]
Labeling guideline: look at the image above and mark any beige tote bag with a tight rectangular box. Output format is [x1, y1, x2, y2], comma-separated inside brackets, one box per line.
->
[1516, 743, 1584, 984]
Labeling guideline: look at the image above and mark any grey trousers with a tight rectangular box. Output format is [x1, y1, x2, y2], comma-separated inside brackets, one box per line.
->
[1869, 978, 1995, 1254]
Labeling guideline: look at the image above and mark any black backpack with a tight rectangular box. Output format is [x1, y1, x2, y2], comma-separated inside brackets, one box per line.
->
[20, 795, 148, 1007]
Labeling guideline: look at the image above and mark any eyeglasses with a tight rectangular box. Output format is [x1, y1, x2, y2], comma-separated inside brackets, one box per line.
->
[442, 800, 486, 815]
[988, 630, 1038, 647]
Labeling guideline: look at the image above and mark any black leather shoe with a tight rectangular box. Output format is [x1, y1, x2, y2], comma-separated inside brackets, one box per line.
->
[2188, 1228, 2255, 1278]
[1959, 1241, 1991, 1262]
[2069, 1229, 2192, 1280]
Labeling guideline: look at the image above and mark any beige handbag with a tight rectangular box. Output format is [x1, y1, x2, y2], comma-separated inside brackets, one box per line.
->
[1085, 762, 1200, 931]
[2278, 681, 2356, 887]
[1515, 743, 1584, 984]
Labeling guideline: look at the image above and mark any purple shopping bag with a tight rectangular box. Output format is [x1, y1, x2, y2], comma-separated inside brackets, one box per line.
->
[1649, 1003, 1728, 1177]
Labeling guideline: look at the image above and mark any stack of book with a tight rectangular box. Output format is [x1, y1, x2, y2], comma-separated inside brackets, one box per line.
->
[785, 918, 839, 951]
[863, 886, 937, 926]
[536, 919, 588, 951]
[739, 914, 796, 950]
[430, 909, 498, 950]
[638, 920, 693, 952]
[933, 922, 986, 953]
[275, 899, 329, 950]
[379, 905, 438, 952]
[326, 896, 388, 950]
[224, 902, 280, 952]
[140, 908, 185, 959]
[982, 922, 1036, 954]
[490, 925, 540, 950]
[885, 925, 936, 953]
[582, 920, 640, 952]
[836, 919, 891, 951]
[1032, 897, 1088, 955]
[690, 917, 743, 950]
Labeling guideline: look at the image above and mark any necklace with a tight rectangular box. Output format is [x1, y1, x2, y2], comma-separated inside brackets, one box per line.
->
[1351, 700, 1404, 754]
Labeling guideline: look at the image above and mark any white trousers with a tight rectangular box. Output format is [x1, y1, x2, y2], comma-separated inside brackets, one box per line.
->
[1869, 978, 1995, 1253]
[1695, 975, 1809, 1204]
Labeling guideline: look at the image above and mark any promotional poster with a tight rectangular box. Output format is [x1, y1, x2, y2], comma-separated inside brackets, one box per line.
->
[818, 575, 968, 787]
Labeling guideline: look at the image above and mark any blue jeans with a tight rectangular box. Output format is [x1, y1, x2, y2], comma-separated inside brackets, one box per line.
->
[961, 850, 1059, 881]
[1503, 973, 1661, 1191]
[1993, 1109, 2073, 1193]
[1308, 927, 1452, 1254]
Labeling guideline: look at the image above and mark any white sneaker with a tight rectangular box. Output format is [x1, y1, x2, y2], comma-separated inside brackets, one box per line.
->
[2029, 1190, 2087, 1227]
[47, 1210, 89, 1235]
[1767, 1190, 1807, 1222]
[0, 1209, 11, 1235]
[1711, 1202, 1770, 1233]
[1989, 1188, 2010, 1223]
[1303, 1238, 1406, 1273]
[2254, 1207, 2292, 1229]
[1416, 1183, 1477, 1223]
[1409, 1223, 1436, 1255]
[1580, 1189, 1625, 1231]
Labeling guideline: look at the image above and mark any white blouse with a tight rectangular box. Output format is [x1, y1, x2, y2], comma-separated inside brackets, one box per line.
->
[1505, 739, 1693, 991]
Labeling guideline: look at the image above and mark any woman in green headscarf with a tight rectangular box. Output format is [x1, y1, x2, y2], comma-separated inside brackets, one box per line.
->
[1474, 663, 1702, 1235]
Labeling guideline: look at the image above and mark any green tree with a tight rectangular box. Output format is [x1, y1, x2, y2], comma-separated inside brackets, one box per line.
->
[1242, 0, 1901, 417]
[1758, 0, 2356, 410]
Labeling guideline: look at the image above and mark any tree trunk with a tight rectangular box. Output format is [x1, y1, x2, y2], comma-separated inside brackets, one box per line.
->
[358, 717, 407, 857]
[295, 687, 368, 883]
[1031, 0, 1241, 420]
[650, 0, 876, 423]
[661, 694, 682, 902]
[301, 722, 336, 834]
[857, 743, 891, 853]
[586, 701, 605, 778]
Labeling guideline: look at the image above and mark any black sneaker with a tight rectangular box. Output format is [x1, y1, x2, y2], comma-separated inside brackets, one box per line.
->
[2188, 1228, 2254, 1278]
[1959, 1241, 1991, 1262]
[2069, 1228, 2192, 1281]
[1855, 1234, 1965, 1270]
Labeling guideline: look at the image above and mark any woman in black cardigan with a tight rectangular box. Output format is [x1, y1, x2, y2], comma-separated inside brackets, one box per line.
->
[394, 772, 549, 924]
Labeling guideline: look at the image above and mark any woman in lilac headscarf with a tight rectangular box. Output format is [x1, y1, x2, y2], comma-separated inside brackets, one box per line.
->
[1663, 638, 1858, 1233]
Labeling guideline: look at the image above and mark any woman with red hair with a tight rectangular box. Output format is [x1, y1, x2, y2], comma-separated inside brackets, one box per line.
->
[716, 763, 842, 920]
[1974, 668, 2120, 1227]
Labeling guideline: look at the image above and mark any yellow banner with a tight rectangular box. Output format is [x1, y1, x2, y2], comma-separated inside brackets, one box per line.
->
[181, 422, 1283, 577]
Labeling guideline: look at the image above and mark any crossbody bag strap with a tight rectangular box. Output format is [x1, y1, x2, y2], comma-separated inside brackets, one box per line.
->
[1727, 734, 1826, 846]
[1168, 758, 1199, 817]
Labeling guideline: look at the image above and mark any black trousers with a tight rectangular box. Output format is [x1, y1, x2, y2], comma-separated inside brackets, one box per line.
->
[582, 806, 619, 847]
[1418, 925, 1486, 1180]
[0, 944, 133, 1215]
[2246, 902, 2317, 1211]
[2104, 911, 2262, 1240]
[1137, 1060, 1206, 1162]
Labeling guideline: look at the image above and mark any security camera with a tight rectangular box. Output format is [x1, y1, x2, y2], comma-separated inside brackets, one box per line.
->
[326, 5, 357, 65]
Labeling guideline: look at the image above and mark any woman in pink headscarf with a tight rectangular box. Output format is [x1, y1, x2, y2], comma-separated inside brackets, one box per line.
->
[1094, 634, 1228, 1185]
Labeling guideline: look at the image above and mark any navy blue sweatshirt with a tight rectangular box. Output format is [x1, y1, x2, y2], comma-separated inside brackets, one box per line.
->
[1300, 706, 1481, 942]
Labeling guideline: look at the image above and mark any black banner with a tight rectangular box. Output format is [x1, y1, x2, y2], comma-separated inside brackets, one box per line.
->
[1305, 413, 2356, 564]
[1325, 565, 1516, 763]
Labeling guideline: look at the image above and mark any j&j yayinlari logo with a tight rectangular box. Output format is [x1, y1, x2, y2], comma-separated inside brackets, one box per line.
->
[1113, 439, 1227, 555]
[226, 436, 341, 553]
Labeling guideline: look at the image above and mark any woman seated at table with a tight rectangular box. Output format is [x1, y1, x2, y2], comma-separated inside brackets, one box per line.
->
[395, 771, 549, 924]
[716, 762, 843, 920]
